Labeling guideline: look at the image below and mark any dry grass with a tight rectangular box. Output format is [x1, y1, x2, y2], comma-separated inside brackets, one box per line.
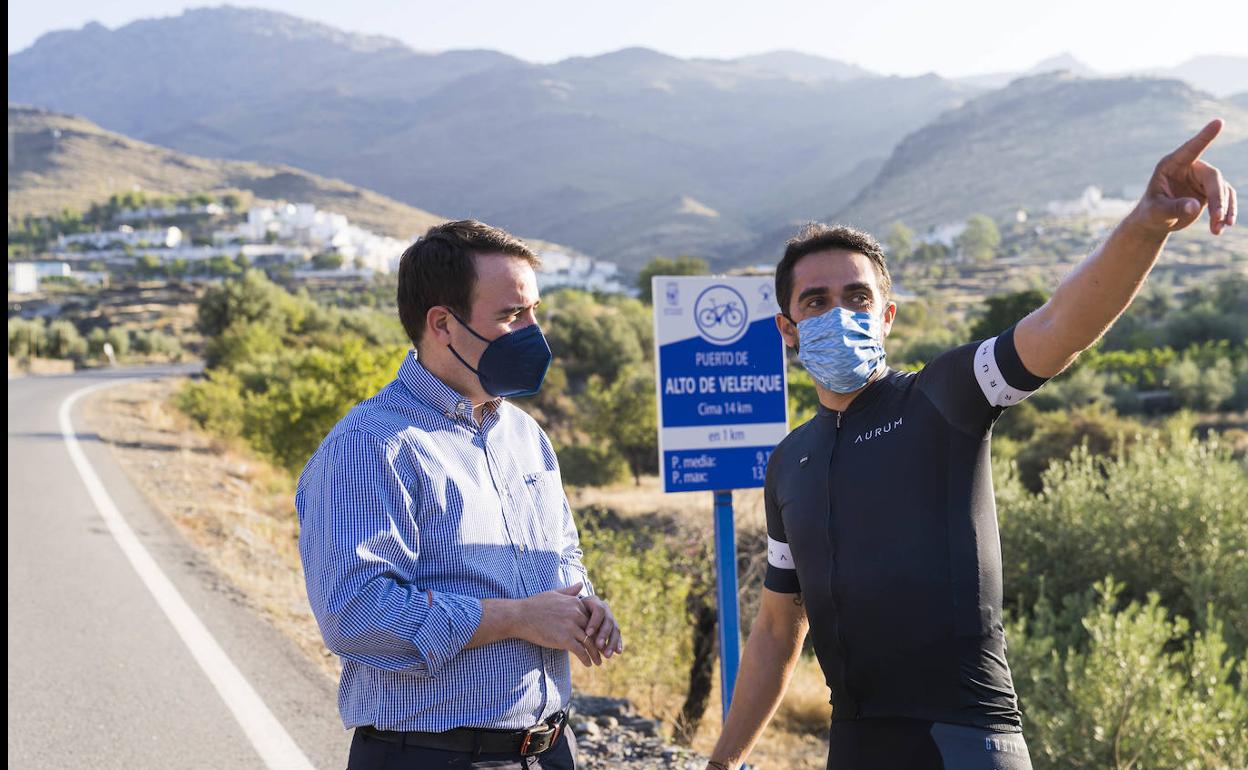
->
[84, 380, 832, 765]
[567, 475, 767, 536]
[83, 378, 340, 685]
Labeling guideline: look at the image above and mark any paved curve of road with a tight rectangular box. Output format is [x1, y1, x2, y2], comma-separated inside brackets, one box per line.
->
[8, 366, 351, 769]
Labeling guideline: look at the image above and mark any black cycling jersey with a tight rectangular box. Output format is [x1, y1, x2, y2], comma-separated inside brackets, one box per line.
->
[764, 324, 1048, 732]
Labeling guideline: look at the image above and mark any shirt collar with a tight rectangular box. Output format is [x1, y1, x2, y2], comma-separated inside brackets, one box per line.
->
[398, 351, 499, 422]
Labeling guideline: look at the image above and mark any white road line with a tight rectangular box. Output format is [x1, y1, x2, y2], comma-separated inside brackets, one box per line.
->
[59, 380, 316, 770]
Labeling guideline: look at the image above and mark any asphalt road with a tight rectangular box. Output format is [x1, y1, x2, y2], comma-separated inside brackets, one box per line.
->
[8, 366, 351, 769]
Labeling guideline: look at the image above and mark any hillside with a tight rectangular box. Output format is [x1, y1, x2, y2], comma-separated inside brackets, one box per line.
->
[6, 105, 444, 241]
[835, 74, 1248, 232]
[7, 7, 976, 268]
[1144, 56, 1248, 99]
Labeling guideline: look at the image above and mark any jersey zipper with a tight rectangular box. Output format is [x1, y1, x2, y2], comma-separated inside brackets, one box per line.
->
[828, 409, 860, 718]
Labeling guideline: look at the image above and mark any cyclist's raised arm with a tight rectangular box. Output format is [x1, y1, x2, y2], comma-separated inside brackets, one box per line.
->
[1015, 119, 1235, 378]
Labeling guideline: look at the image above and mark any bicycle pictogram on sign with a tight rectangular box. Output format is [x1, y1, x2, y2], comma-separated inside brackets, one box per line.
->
[693, 284, 749, 344]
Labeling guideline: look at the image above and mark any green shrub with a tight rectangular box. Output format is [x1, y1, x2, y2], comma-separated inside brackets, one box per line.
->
[540, 289, 652, 386]
[45, 320, 86, 360]
[577, 509, 702, 721]
[1028, 366, 1114, 412]
[1167, 357, 1236, 411]
[787, 365, 819, 426]
[204, 319, 284, 370]
[583, 364, 657, 484]
[1008, 580, 1247, 770]
[177, 370, 246, 440]
[1010, 406, 1148, 492]
[556, 443, 629, 487]
[105, 327, 130, 358]
[132, 330, 183, 359]
[235, 338, 403, 474]
[197, 269, 309, 339]
[86, 328, 108, 358]
[1000, 427, 1248, 651]
[8, 317, 48, 358]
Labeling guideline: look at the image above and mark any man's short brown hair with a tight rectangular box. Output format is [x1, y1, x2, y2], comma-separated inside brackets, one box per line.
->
[397, 219, 540, 349]
[775, 223, 892, 318]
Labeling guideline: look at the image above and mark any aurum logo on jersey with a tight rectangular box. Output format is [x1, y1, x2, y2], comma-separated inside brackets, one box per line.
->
[853, 416, 903, 444]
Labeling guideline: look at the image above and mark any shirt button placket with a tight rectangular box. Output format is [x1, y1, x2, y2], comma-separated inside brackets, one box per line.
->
[490, 445, 532, 593]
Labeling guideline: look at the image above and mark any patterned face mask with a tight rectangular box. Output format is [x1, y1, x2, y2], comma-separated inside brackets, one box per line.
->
[795, 306, 887, 394]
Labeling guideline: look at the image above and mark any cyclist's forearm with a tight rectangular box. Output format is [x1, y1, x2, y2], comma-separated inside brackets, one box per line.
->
[709, 598, 807, 768]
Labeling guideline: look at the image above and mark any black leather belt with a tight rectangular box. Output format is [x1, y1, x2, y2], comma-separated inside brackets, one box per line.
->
[358, 711, 567, 757]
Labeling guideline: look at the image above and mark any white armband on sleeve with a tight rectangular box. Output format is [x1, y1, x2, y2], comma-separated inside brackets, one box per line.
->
[974, 336, 1036, 407]
[767, 537, 794, 569]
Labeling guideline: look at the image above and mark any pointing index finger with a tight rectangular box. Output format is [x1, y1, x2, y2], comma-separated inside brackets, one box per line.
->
[1169, 119, 1224, 166]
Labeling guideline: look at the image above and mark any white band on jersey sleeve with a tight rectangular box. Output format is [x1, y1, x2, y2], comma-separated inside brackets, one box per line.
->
[974, 336, 1035, 407]
[767, 537, 795, 569]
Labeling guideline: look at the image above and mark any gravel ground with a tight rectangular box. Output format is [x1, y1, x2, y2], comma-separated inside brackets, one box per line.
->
[570, 696, 707, 770]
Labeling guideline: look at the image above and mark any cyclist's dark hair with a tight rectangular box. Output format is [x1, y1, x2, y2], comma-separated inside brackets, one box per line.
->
[775, 223, 892, 318]
[397, 219, 540, 349]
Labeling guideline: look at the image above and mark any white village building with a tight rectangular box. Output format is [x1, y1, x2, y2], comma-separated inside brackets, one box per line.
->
[57, 226, 183, 251]
[214, 204, 405, 272]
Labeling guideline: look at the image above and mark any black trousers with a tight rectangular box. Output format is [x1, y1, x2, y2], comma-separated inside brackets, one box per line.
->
[346, 727, 577, 770]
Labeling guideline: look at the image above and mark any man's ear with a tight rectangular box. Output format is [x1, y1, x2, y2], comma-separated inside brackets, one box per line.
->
[426, 305, 453, 345]
[775, 312, 798, 350]
[880, 302, 898, 339]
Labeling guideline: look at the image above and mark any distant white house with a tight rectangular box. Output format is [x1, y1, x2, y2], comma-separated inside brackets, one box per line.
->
[923, 222, 969, 248]
[10, 263, 38, 294]
[534, 249, 627, 293]
[114, 203, 224, 222]
[57, 225, 183, 251]
[294, 267, 376, 280]
[238, 244, 313, 263]
[33, 262, 72, 278]
[7, 261, 88, 293]
[1045, 186, 1135, 219]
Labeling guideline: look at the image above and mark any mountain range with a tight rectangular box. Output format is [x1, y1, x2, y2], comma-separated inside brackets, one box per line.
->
[9, 7, 1248, 269]
[956, 52, 1248, 96]
[835, 73, 1248, 233]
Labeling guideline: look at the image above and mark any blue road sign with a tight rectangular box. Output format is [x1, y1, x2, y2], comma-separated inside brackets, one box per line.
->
[653, 276, 789, 493]
[653, 275, 789, 723]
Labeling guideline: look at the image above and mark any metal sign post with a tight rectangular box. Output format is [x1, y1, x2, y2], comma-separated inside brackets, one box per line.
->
[713, 489, 741, 719]
[652, 275, 787, 720]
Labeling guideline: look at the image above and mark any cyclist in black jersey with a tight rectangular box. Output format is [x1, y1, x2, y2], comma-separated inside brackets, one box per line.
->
[705, 121, 1237, 770]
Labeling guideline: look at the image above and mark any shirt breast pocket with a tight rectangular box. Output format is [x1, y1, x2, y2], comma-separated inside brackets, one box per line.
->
[522, 469, 566, 550]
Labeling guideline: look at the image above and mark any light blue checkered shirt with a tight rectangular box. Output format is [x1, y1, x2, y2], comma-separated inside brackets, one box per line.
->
[296, 351, 594, 732]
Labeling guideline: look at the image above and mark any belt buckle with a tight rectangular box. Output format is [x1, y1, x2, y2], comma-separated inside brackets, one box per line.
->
[518, 725, 550, 756]
[519, 712, 565, 757]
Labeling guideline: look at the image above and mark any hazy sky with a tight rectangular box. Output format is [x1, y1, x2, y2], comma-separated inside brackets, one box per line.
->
[8, 0, 1247, 77]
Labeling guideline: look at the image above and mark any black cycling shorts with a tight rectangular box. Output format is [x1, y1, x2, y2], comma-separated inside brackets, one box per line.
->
[827, 718, 1032, 770]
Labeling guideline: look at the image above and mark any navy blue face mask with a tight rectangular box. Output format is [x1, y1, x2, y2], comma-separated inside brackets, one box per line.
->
[447, 312, 553, 398]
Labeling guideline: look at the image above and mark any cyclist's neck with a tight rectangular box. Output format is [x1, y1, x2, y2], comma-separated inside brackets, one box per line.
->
[814, 368, 886, 415]
[817, 387, 862, 414]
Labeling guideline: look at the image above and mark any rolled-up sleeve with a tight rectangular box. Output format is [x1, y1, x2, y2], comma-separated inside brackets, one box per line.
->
[296, 430, 482, 677]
